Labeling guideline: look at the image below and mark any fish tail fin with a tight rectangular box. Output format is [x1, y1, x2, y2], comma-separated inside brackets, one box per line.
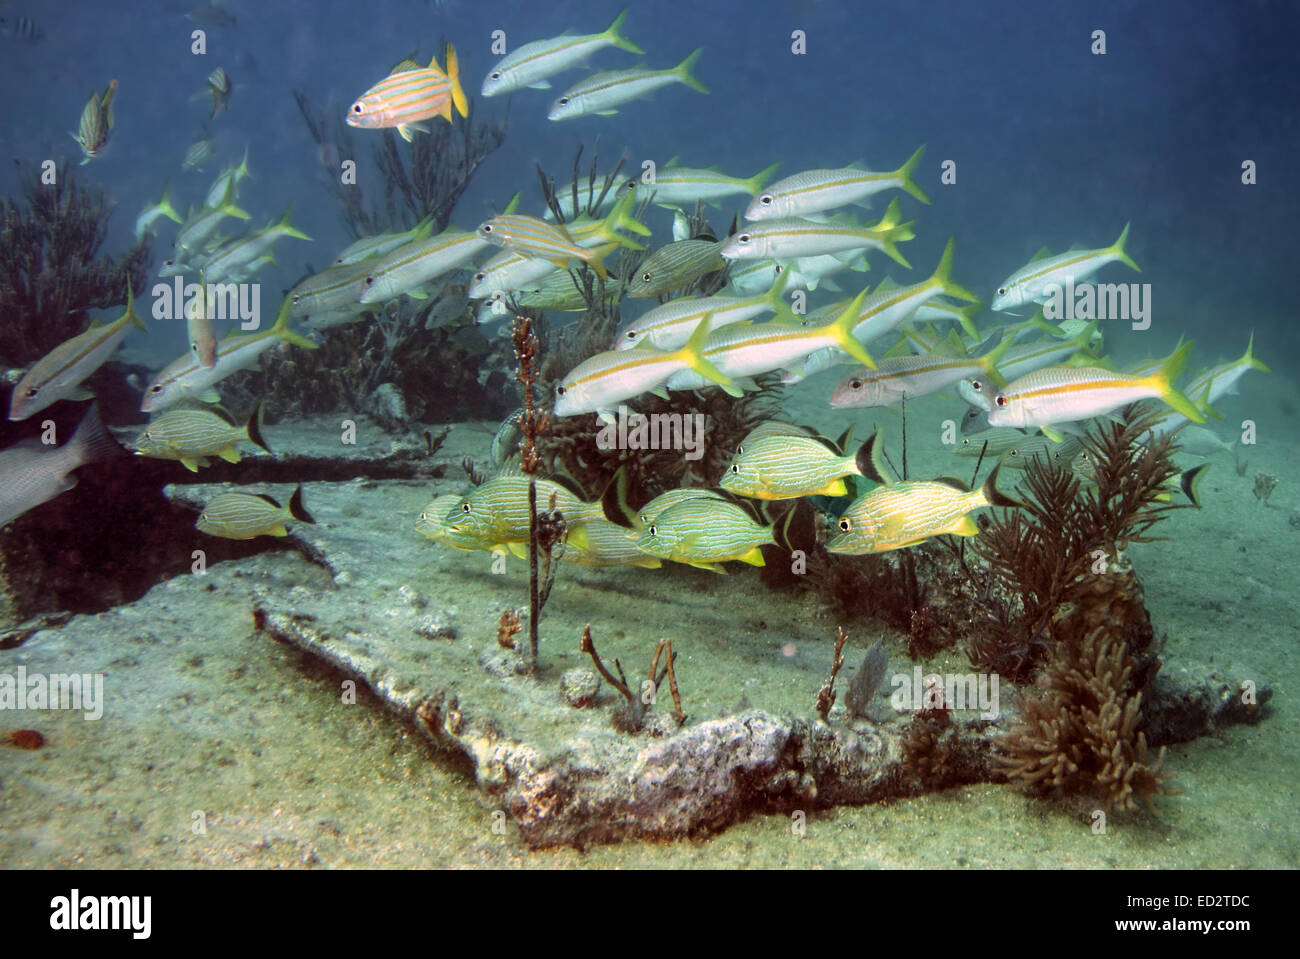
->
[1242, 332, 1271, 373]
[271, 296, 319, 350]
[246, 399, 272, 454]
[604, 7, 644, 54]
[873, 196, 903, 231]
[236, 146, 252, 181]
[678, 313, 732, 388]
[1180, 462, 1209, 507]
[876, 225, 913, 270]
[288, 484, 316, 525]
[930, 238, 979, 303]
[601, 187, 651, 239]
[445, 43, 470, 119]
[67, 403, 121, 469]
[123, 282, 148, 332]
[981, 463, 1023, 509]
[1153, 340, 1204, 423]
[744, 161, 781, 195]
[829, 288, 876, 369]
[600, 465, 639, 530]
[1111, 221, 1140, 272]
[762, 267, 795, 319]
[953, 301, 981, 339]
[674, 48, 709, 94]
[158, 181, 183, 224]
[274, 208, 312, 241]
[979, 332, 1014, 388]
[224, 201, 252, 221]
[583, 248, 610, 280]
[856, 429, 894, 484]
[894, 144, 930, 204]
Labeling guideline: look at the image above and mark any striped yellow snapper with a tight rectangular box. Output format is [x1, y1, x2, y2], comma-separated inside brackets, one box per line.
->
[203, 150, 251, 208]
[142, 297, 317, 413]
[197, 485, 316, 540]
[358, 227, 489, 304]
[202, 209, 311, 283]
[830, 333, 1012, 409]
[548, 48, 708, 120]
[9, 285, 145, 421]
[987, 341, 1205, 441]
[476, 214, 616, 280]
[634, 496, 773, 572]
[955, 430, 1085, 472]
[827, 444, 1020, 554]
[625, 238, 726, 298]
[71, 79, 116, 164]
[482, 8, 643, 96]
[1152, 334, 1270, 433]
[0, 405, 119, 527]
[134, 182, 183, 241]
[725, 259, 783, 296]
[133, 402, 270, 472]
[185, 269, 218, 368]
[640, 160, 780, 210]
[417, 494, 513, 552]
[615, 272, 792, 351]
[289, 256, 382, 318]
[957, 322, 1098, 411]
[555, 315, 733, 417]
[333, 216, 434, 266]
[510, 270, 625, 312]
[664, 285, 879, 393]
[991, 224, 1140, 312]
[721, 199, 915, 268]
[720, 428, 868, 500]
[443, 476, 606, 545]
[780, 249, 869, 292]
[744, 146, 930, 221]
[347, 44, 469, 141]
[175, 179, 251, 255]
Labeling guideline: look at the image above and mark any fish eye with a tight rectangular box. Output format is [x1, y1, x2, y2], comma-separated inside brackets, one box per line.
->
[730, 464, 740, 474]
[460, 503, 471, 513]
[558, 97, 570, 105]
[759, 195, 773, 205]
[556, 385, 567, 396]
[849, 378, 862, 390]
[994, 395, 1007, 407]
[969, 379, 983, 391]
[625, 330, 638, 339]
[363, 276, 376, 287]
[481, 224, 493, 233]
[641, 272, 652, 282]
[419, 511, 428, 521]
[292, 293, 302, 303]
[648, 525, 656, 536]
[150, 384, 163, 393]
[490, 72, 501, 80]
[738, 233, 752, 244]
[351, 103, 363, 114]
[997, 287, 1007, 296]
[838, 518, 851, 532]
[24, 387, 38, 398]
[1009, 449, 1020, 457]
[474, 272, 487, 281]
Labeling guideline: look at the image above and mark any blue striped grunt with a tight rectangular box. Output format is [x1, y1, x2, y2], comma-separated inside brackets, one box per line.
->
[133, 401, 271, 472]
[634, 496, 774, 572]
[197, 485, 316, 540]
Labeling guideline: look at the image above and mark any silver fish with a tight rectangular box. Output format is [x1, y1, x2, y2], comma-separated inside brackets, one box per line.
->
[0, 405, 119, 527]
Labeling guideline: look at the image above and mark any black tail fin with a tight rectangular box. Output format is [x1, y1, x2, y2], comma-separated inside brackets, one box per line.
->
[246, 399, 272, 454]
[855, 430, 893, 484]
[1180, 463, 1209, 507]
[288, 484, 316, 525]
[600, 465, 637, 529]
[981, 463, 1023, 509]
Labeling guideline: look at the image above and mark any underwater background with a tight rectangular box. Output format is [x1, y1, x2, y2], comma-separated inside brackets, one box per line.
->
[0, 0, 1296, 867]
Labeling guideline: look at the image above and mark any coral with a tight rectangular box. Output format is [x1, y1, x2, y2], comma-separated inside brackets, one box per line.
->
[999, 627, 1176, 812]
[0, 164, 150, 366]
[579, 625, 685, 732]
[814, 626, 848, 721]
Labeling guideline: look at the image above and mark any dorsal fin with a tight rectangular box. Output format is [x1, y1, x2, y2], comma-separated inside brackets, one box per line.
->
[1028, 245, 1052, 262]
[933, 475, 970, 492]
[390, 57, 423, 74]
[255, 493, 283, 508]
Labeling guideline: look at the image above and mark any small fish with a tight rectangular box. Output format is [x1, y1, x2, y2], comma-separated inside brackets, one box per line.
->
[562, 519, 662, 569]
[203, 149, 251, 208]
[359, 227, 491, 304]
[1, 15, 44, 43]
[133, 401, 271, 472]
[829, 334, 1012, 409]
[640, 160, 781, 210]
[187, 1, 236, 27]
[992, 224, 1140, 312]
[624, 238, 726, 298]
[745, 146, 930, 221]
[725, 259, 783, 296]
[548, 48, 708, 120]
[134, 182, 184, 241]
[201, 209, 311, 283]
[71, 79, 117, 165]
[634, 496, 774, 572]
[9, 286, 146, 421]
[290, 256, 383, 318]
[987, 341, 1206, 442]
[554, 314, 733, 418]
[476, 214, 613, 281]
[417, 494, 512, 552]
[176, 179, 251, 255]
[482, 7, 643, 97]
[182, 133, 216, 172]
[1151, 334, 1270, 434]
[198, 485, 316, 540]
[827, 451, 1020, 555]
[721, 201, 915, 267]
[142, 296, 318, 413]
[333, 216, 434, 266]
[185, 270, 218, 368]
[348, 43, 469, 141]
[780, 249, 869, 293]
[616, 271, 793, 352]
[207, 66, 231, 118]
[720, 428, 869, 500]
[443, 476, 606, 545]
[954, 427, 1048, 459]
[490, 409, 525, 467]
[631, 487, 726, 531]
[0, 404, 120, 527]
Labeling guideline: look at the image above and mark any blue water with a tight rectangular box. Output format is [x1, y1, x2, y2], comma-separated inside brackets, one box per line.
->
[1, 0, 1295, 368]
